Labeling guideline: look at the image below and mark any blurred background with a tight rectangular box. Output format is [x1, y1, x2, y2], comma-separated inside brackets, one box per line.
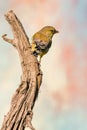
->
[0, 0, 87, 130]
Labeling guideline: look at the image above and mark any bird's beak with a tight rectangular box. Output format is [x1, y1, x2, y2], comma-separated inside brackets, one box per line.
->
[54, 30, 59, 33]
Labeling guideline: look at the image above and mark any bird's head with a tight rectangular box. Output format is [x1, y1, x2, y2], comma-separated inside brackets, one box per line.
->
[39, 26, 59, 39]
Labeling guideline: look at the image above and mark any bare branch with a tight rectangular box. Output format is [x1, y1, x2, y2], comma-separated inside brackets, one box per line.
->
[0, 10, 42, 130]
[2, 34, 16, 47]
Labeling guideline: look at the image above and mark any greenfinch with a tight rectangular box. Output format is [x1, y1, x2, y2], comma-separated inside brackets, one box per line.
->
[31, 26, 59, 62]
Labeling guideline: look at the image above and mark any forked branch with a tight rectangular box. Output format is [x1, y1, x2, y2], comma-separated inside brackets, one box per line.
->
[0, 10, 42, 130]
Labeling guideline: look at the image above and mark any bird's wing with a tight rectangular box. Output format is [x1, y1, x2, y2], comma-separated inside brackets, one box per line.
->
[33, 32, 51, 50]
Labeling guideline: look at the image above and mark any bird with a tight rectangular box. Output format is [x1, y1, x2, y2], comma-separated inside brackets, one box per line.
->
[31, 26, 59, 62]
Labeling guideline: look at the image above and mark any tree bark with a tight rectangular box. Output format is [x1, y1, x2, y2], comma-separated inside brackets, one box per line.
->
[0, 10, 42, 130]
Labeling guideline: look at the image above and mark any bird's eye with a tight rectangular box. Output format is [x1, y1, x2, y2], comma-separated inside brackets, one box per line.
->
[51, 30, 54, 33]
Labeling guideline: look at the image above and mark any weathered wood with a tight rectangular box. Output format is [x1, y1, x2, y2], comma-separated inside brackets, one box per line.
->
[1, 10, 42, 130]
